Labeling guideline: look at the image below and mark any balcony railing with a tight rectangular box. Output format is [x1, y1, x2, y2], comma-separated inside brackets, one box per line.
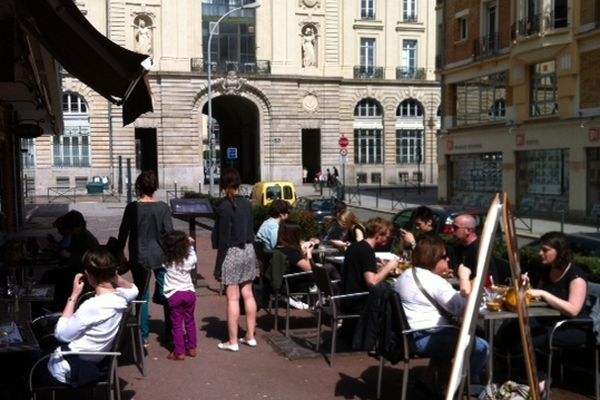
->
[353, 66, 384, 79]
[473, 33, 501, 60]
[396, 67, 426, 80]
[512, 10, 569, 39]
[190, 59, 271, 75]
[402, 14, 418, 22]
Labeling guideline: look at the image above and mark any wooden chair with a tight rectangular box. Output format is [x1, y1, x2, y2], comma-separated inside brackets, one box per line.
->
[28, 303, 131, 400]
[312, 263, 368, 366]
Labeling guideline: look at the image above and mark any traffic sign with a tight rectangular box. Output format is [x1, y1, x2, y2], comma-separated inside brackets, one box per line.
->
[226, 147, 238, 160]
[339, 148, 348, 156]
[338, 136, 349, 148]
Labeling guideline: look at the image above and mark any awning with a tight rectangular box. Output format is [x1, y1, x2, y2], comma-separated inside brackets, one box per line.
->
[18, 0, 153, 126]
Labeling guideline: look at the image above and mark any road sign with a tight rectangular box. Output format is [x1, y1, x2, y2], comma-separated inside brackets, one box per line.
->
[338, 136, 349, 148]
[340, 155, 347, 164]
[339, 148, 348, 156]
[226, 147, 238, 160]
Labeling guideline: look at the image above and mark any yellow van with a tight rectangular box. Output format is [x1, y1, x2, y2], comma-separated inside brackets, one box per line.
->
[250, 181, 297, 207]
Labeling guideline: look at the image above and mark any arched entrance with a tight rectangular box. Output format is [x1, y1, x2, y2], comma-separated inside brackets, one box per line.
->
[202, 95, 260, 184]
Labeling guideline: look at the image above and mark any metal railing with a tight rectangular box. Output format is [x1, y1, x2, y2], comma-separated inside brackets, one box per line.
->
[190, 59, 271, 75]
[395, 67, 426, 80]
[512, 10, 569, 39]
[473, 33, 501, 60]
[353, 66, 384, 79]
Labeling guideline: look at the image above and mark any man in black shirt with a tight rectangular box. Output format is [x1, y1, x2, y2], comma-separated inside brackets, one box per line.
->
[341, 217, 398, 313]
[452, 213, 479, 296]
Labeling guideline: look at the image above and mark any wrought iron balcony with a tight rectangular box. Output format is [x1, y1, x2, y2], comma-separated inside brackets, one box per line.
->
[353, 66, 384, 79]
[473, 33, 501, 60]
[190, 58, 271, 75]
[514, 14, 541, 38]
[512, 10, 569, 39]
[396, 67, 426, 80]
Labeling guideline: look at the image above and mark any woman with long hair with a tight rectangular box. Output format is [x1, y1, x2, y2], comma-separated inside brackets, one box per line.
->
[330, 209, 364, 251]
[212, 168, 257, 351]
[118, 170, 173, 347]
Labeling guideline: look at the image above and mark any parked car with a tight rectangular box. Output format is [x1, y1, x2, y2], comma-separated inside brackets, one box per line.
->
[250, 181, 297, 207]
[293, 196, 336, 223]
[391, 206, 484, 236]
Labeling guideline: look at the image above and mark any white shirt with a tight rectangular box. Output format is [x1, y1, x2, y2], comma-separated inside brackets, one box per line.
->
[163, 246, 197, 298]
[49, 285, 139, 383]
[394, 267, 465, 331]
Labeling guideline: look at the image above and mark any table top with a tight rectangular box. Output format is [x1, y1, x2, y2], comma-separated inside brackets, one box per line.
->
[480, 303, 560, 320]
[0, 302, 39, 353]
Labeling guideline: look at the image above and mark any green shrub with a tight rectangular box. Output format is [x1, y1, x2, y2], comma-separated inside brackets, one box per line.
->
[289, 211, 325, 239]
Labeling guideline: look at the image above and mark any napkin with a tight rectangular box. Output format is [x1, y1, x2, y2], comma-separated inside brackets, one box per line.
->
[0, 322, 23, 344]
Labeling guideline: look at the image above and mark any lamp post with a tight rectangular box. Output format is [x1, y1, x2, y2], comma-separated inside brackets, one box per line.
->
[207, 1, 260, 196]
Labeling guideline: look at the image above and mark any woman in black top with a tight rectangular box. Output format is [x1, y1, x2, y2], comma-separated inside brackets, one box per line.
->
[496, 231, 588, 392]
[118, 170, 173, 346]
[212, 168, 258, 351]
[277, 223, 315, 293]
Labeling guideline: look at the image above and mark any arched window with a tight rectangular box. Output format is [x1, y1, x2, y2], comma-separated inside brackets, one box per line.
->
[54, 93, 90, 167]
[353, 98, 383, 164]
[396, 99, 424, 164]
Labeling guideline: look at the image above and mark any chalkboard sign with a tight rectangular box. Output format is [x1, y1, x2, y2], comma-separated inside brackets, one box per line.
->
[170, 198, 214, 217]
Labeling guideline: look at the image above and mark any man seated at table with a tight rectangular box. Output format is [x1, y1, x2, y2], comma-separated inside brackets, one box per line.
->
[256, 199, 291, 253]
[452, 213, 479, 296]
[339, 217, 399, 340]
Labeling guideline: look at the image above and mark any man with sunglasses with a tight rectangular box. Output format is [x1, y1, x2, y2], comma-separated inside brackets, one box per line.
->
[452, 214, 479, 296]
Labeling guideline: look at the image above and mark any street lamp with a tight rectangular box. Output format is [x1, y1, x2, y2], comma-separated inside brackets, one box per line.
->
[207, 1, 260, 196]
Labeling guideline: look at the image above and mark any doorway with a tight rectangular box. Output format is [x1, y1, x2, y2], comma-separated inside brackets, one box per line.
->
[134, 128, 158, 177]
[301, 129, 321, 184]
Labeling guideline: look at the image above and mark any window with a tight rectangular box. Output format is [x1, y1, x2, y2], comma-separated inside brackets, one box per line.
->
[396, 129, 423, 164]
[531, 61, 557, 117]
[397, 99, 423, 117]
[455, 72, 507, 126]
[403, 0, 417, 21]
[55, 93, 91, 167]
[202, 0, 257, 67]
[401, 40, 417, 78]
[21, 138, 36, 168]
[354, 98, 383, 164]
[361, 0, 375, 20]
[457, 17, 468, 41]
[360, 38, 376, 71]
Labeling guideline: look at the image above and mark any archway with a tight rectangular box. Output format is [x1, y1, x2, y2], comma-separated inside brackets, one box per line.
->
[202, 95, 260, 183]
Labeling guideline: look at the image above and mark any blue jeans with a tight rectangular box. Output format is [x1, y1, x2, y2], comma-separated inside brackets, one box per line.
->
[413, 327, 489, 379]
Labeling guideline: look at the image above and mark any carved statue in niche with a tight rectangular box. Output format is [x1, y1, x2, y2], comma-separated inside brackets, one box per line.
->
[301, 26, 317, 67]
[132, 16, 154, 55]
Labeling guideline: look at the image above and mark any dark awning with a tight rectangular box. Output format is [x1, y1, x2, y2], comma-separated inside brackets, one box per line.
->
[18, 0, 153, 126]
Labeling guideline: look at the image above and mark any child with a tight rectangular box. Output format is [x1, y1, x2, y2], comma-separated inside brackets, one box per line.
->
[162, 230, 198, 360]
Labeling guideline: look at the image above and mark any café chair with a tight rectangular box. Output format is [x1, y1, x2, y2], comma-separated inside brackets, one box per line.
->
[263, 249, 315, 336]
[541, 294, 599, 400]
[126, 267, 152, 376]
[312, 263, 368, 367]
[28, 303, 131, 400]
[376, 291, 458, 400]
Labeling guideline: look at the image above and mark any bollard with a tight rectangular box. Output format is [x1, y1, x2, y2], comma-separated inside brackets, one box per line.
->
[126, 158, 132, 203]
[174, 181, 178, 199]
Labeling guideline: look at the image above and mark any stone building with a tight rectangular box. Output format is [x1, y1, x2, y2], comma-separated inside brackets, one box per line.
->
[25, 0, 440, 195]
[437, 0, 600, 219]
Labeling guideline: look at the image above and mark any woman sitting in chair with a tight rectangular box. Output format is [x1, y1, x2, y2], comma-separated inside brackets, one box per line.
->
[394, 235, 489, 380]
[277, 223, 315, 294]
[38, 246, 138, 386]
[496, 231, 588, 394]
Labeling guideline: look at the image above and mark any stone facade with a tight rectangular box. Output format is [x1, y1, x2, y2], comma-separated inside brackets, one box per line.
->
[27, 0, 440, 194]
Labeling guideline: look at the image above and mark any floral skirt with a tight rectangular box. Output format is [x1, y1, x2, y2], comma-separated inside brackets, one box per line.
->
[221, 243, 257, 285]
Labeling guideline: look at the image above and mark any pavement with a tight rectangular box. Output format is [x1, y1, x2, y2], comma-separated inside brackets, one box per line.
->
[10, 186, 598, 399]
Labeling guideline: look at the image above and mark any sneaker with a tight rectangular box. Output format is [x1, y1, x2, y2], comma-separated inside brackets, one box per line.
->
[288, 297, 309, 310]
[309, 284, 318, 293]
[143, 339, 150, 348]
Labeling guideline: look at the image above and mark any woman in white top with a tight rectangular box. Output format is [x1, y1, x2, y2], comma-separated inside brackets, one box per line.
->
[394, 235, 488, 380]
[47, 246, 138, 386]
[162, 230, 198, 360]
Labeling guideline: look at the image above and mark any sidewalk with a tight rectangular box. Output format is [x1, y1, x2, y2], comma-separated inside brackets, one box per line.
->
[13, 194, 595, 399]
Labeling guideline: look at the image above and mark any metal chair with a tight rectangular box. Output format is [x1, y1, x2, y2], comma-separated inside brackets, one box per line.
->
[543, 294, 599, 399]
[28, 303, 131, 400]
[126, 267, 152, 376]
[312, 263, 368, 367]
[376, 291, 457, 400]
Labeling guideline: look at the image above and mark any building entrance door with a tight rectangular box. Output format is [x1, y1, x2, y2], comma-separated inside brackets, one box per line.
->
[301, 129, 321, 184]
[135, 128, 158, 177]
